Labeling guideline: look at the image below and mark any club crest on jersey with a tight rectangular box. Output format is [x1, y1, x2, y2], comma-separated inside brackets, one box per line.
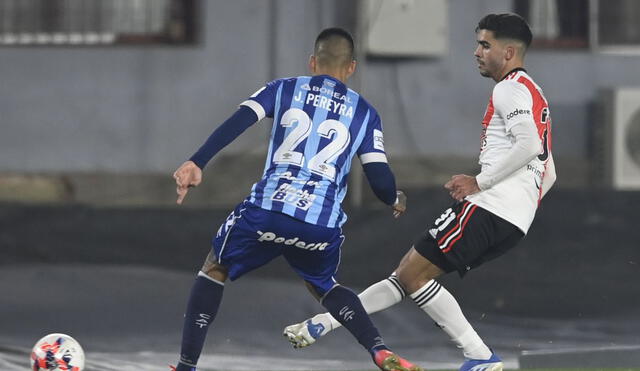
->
[271, 183, 316, 210]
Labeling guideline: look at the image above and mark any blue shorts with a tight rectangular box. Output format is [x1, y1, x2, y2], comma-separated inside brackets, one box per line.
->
[212, 201, 344, 295]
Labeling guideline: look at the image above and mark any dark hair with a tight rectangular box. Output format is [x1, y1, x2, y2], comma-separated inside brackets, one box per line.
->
[476, 13, 532, 48]
[314, 27, 355, 64]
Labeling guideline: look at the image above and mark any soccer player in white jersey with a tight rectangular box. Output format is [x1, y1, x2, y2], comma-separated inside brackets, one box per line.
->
[170, 28, 422, 371]
[284, 14, 557, 371]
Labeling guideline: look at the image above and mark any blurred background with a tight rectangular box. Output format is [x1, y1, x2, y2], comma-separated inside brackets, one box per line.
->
[0, 0, 639, 370]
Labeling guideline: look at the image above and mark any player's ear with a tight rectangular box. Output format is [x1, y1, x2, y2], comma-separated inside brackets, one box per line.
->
[308, 55, 317, 73]
[345, 59, 356, 78]
[504, 44, 516, 61]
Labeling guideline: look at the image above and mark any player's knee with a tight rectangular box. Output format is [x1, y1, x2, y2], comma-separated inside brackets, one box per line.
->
[305, 280, 333, 301]
[201, 268, 228, 283]
[396, 269, 421, 293]
[200, 256, 229, 282]
[396, 249, 441, 294]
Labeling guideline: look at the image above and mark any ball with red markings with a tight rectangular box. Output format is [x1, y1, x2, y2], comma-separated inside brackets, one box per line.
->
[31, 333, 85, 371]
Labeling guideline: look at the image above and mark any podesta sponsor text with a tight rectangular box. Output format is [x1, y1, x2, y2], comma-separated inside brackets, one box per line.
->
[257, 231, 330, 251]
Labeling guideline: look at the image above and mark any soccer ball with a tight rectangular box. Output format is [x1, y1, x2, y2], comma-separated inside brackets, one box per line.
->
[31, 333, 85, 371]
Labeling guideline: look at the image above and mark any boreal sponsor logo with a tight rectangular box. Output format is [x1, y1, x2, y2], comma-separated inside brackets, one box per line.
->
[506, 108, 531, 120]
[257, 230, 329, 251]
[299, 83, 352, 103]
[271, 183, 316, 210]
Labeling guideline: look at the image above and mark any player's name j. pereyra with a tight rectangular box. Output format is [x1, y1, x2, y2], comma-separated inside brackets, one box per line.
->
[294, 91, 354, 118]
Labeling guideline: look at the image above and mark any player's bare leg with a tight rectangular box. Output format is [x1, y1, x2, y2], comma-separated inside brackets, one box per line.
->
[395, 247, 444, 292]
[200, 251, 229, 282]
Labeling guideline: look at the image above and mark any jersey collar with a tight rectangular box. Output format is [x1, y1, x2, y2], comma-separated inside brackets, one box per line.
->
[315, 74, 344, 85]
[500, 67, 527, 81]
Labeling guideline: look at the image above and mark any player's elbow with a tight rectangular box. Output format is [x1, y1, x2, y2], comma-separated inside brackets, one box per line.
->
[513, 136, 541, 165]
[511, 121, 542, 161]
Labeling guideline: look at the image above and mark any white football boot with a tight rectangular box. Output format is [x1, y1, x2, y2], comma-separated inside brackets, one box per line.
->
[283, 318, 327, 348]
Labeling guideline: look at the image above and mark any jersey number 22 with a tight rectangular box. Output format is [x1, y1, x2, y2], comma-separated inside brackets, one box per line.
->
[273, 108, 350, 181]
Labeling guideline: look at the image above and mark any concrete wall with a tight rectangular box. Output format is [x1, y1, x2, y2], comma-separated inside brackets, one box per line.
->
[2, 0, 640, 182]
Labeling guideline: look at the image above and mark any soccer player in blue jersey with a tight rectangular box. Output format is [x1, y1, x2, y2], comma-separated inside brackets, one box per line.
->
[170, 28, 421, 371]
[284, 14, 557, 371]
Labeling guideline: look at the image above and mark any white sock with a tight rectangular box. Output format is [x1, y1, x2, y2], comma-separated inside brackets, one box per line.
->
[409, 280, 492, 360]
[312, 274, 406, 336]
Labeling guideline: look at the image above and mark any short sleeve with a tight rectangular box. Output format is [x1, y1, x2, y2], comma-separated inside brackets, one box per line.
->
[239, 79, 281, 120]
[492, 80, 535, 133]
[357, 111, 389, 164]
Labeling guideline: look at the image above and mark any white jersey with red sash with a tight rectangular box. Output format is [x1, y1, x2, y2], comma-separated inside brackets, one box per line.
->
[467, 69, 552, 234]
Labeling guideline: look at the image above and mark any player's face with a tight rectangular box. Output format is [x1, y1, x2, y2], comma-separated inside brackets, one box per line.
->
[474, 29, 507, 81]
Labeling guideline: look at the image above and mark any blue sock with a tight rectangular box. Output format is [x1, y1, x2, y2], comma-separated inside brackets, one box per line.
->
[176, 272, 224, 371]
[321, 285, 389, 356]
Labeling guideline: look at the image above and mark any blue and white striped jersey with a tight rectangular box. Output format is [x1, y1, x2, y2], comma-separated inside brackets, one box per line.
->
[239, 74, 389, 228]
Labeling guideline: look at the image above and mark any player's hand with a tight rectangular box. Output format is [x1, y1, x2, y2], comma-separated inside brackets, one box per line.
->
[173, 161, 202, 205]
[392, 190, 407, 218]
[444, 174, 480, 201]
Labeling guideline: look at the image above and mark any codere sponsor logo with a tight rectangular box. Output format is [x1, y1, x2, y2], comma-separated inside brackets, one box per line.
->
[506, 108, 531, 120]
[257, 231, 329, 251]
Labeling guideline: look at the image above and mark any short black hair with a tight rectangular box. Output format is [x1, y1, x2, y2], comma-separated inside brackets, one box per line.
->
[476, 13, 532, 48]
[314, 27, 355, 67]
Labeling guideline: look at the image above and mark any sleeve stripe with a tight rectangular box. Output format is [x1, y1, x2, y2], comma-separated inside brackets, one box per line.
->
[360, 152, 388, 164]
[239, 99, 266, 121]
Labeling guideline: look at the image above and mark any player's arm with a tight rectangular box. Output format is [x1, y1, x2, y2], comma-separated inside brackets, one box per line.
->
[361, 162, 405, 217]
[474, 119, 541, 190]
[173, 82, 277, 204]
[357, 111, 406, 217]
[540, 152, 556, 199]
[446, 122, 540, 200]
[188, 106, 259, 169]
[173, 106, 259, 204]
[446, 82, 542, 200]
[475, 81, 542, 190]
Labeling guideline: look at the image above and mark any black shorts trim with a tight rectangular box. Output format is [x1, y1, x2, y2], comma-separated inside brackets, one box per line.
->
[413, 201, 524, 277]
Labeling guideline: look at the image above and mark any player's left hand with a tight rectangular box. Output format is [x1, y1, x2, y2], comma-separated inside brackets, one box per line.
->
[392, 190, 407, 218]
[444, 174, 480, 201]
